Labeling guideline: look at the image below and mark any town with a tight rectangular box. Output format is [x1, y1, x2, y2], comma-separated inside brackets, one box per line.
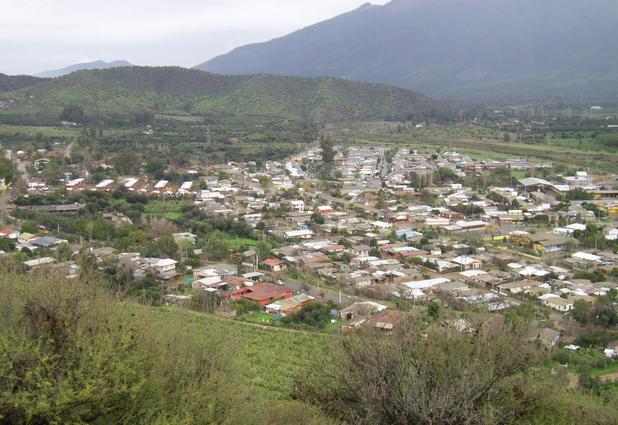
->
[1, 136, 617, 357]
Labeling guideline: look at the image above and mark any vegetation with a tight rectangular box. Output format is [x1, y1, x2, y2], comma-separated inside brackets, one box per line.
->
[0, 67, 448, 125]
[0, 271, 334, 424]
[293, 318, 618, 425]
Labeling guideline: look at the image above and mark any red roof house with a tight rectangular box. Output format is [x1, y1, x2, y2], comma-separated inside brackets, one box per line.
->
[230, 282, 293, 306]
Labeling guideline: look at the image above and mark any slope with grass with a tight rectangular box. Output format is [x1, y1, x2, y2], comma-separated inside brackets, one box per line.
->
[0, 66, 448, 124]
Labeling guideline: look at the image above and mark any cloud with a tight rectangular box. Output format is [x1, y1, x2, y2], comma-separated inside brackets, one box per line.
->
[0, 0, 389, 75]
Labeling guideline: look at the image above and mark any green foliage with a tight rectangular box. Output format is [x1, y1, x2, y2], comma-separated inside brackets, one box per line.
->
[0, 272, 336, 424]
[2, 67, 446, 125]
[564, 188, 595, 201]
[55, 242, 73, 261]
[0, 157, 17, 184]
[202, 230, 230, 260]
[111, 150, 141, 175]
[60, 104, 85, 122]
[231, 298, 262, 315]
[282, 302, 334, 329]
[0, 237, 15, 252]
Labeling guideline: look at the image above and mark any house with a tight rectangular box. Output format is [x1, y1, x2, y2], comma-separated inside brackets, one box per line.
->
[451, 256, 482, 270]
[535, 328, 561, 348]
[231, 282, 293, 306]
[368, 310, 408, 332]
[0, 227, 19, 239]
[350, 245, 370, 256]
[339, 301, 387, 321]
[154, 258, 177, 276]
[266, 293, 314, 316]
[538, 294, 574, 312]
[284, 229, 314, 239]
[28, 236, 68, 249]
[263, 258, 286, 272]
[289, 200, 305, 212]
[315, 205, 334, 215]
[23, 257, 57, 271]
[524, 233, 578, 254]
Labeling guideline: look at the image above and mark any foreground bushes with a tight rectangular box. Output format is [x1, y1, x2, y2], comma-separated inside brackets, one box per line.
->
[0, 273, 333, 425]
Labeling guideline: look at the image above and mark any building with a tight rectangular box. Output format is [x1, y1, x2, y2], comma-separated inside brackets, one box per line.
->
[263, 258, 286, 272]
[230, 282, 293, 306]
[266, 293, 314, 316]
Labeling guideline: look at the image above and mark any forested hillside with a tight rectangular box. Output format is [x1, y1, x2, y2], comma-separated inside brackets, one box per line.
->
[0, 66, 449, 124]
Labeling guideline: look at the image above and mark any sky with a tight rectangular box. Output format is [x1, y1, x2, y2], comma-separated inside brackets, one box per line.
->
[0, 0, 389, 76]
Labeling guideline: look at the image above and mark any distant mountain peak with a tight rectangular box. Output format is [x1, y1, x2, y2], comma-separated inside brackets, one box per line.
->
[197, 0, 618, 101]
[35, 60, 133, 79]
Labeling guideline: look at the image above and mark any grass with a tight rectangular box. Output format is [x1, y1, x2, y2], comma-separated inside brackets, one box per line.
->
[225, 236, 258, 250]
[151, 306, 333, 400]
[245, 312, 276, 325]
[143, 199, 190, 220]
[591, 362, 618, 378]
[0, 124, 80, 138]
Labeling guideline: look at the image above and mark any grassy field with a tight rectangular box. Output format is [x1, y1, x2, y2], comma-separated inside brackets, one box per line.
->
[327, 122, 618, 172]
[224, 235, 258, 250]
[143, 199, 191, 220]
[151, 306, 332, 400]
[0, 124, 80, 138]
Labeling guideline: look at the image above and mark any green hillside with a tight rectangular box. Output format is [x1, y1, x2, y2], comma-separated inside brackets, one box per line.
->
[0, 73, 45, 92]
[0, 66, 448, 124]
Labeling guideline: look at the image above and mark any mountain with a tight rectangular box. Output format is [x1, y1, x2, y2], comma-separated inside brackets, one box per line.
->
[0, 73, 46, 92]
[35, 60, 133, 78]
[198, 0, 618, 101]
[0, 66, 448, 123]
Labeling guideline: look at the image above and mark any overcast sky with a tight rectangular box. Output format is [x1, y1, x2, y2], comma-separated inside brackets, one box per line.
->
[1, 0, 389, 75]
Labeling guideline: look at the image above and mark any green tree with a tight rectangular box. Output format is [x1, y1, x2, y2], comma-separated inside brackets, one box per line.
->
[203, 231, 230, 260]
[156, 233, 179, 259]
[111, 150, 140, 175]
[55, 242, 73, 261]
[0, 158, 18, 184]
[60, 104, 85, 122]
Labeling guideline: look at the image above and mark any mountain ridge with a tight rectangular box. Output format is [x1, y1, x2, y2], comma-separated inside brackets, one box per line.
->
[35, 60, 133, 78]
[0, 73, 46, 92]
[0, 66, 449, 123]
[197, 0, 618, 100]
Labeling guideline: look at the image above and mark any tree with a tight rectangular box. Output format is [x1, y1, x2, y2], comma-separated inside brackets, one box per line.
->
[60, 104, 85, 122]
[427, 301, 440, 320]
[203, 231, 230, 260]
[156, 233, 179, 259]
[294, 318, 539, 425]
[255, 240, 272, 261]
[20, 221, 38, 234]
[320, 136, 335, 178]
[571, 299, 592, 324]
[283, 302, 333, 329]
[310, 212, 325, 225]
[111, 150, 140, 175]
[0, 158, 17, 184]
[144, 159, 166, 179]
[55, 243, 73, 261]
[0, 237, 16, 252]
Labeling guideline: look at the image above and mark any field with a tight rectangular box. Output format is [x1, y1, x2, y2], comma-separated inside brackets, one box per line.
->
[150, 306, 332, 400]
[326, 122, 618, 172]
[143, 199, 191, 220]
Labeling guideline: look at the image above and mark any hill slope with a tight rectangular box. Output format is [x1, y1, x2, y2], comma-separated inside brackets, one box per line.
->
[35, 60, 133, 78]
[1, 66, 448, 123]
[0, 73, 46, 92]
[198, 0, 618, 100]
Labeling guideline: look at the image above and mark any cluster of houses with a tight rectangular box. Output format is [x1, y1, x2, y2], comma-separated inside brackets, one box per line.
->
[2, 143, 618, 335]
